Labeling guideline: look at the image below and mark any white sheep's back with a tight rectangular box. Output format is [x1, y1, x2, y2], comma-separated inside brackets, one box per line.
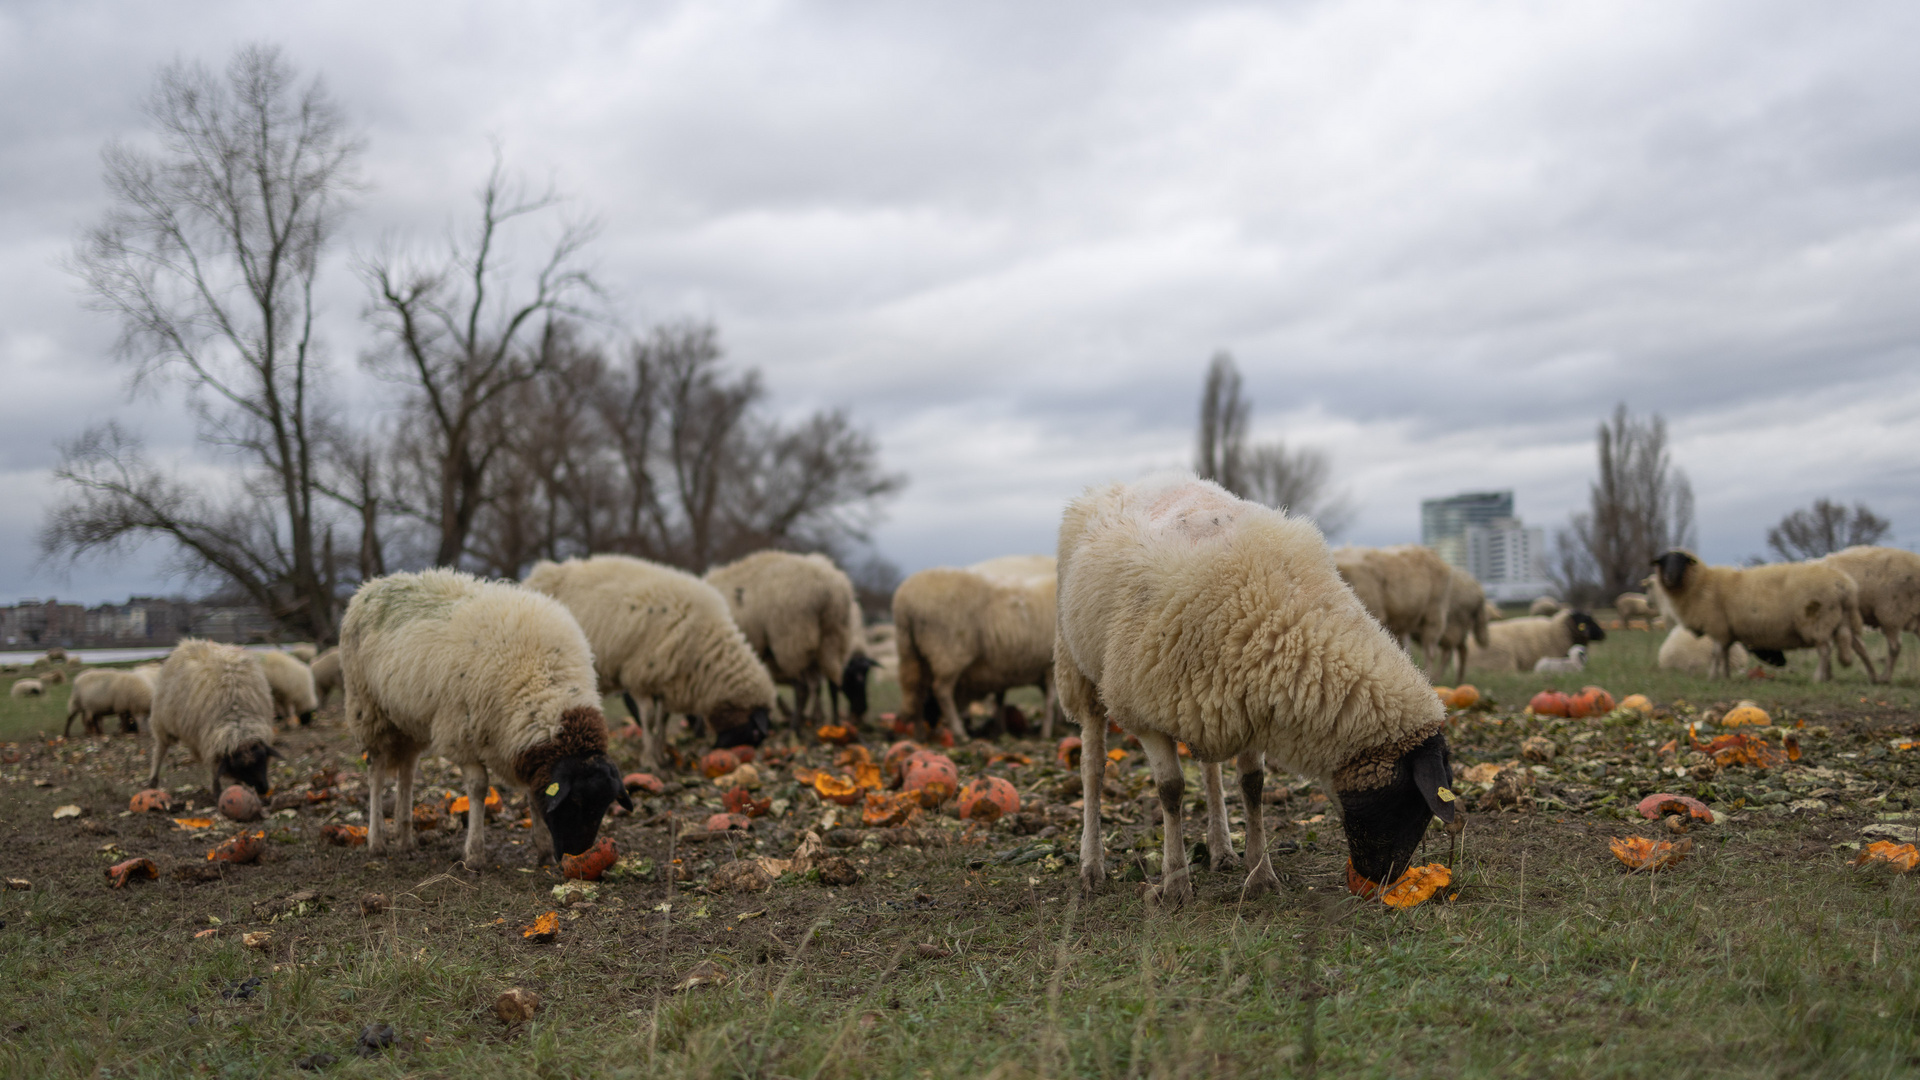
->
[1059, 473, 1439, 778]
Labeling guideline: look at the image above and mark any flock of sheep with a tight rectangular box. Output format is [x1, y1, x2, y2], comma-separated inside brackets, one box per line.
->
[16, 468, 1919, 906]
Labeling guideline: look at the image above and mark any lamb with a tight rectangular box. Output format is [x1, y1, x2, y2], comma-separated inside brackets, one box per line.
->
[310, 647, 342, 706]
[258, 650, 318, 726]
[143, 639, 278, 796]
[1434, 568, 1490, 685]
[1466, 609, 1608, 673]
[1821, 546, 1920, 682]
[1615, 593, 1654, 619]
[1648, 550, 1877, 682]
[64, 669, 154, 737]
[523, 555, 776, 769]
[704, 551, 861, 726]
[10, 678, 43, 698]
[1057, 472, 1455, 908]
[1658, 626, 1751, 674]
[1529, 596, 1563, 617]
[1332, 545, 1454, 670]
[341, 569, 632, 865]
[1532, 644, 1588, 673]
[892, 555, 1057, 743]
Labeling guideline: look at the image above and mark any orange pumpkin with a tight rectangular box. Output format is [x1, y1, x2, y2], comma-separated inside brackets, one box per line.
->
[836, 744, 873, 767]
[1565, 692, 1595, 719]
[320, 823, 368, 846]
[728, 746, 756, 764]
[207, 831, 265, 864]
[862, 790, 919, 827]
[218, 785, 264, 822]
[853, 761, 884, 790]
[903, 751, 959, 807]
[702, 749, 742, 778]
[1529, 691, 1570, 717]
[812, 772, 863, 806]
[1379, 864, 1452, 909]
[705, 812, 751, 832]
[1433, 686, 1454, 702]
[817, 725, 857, 745]
[105, 857, 158, 888]
[1618, 693, 1654, 716]
[882, 741, 922, 788]
[1722, 704, 1770, 727]
[523, 911, 560, 942]
[128, 789, 173, 814]
[1056, 736, 1084, 769]
[560, 837, 619, 880]
[411, 804, 442, 831]
[623, 772, 665, 795]
[1609, 835, 1690, 872]
[449, 787, 501, 815]
[1581, 686, 1615, 713]
[1446, 684, 1480, 710]
[722, 786, 771, 817]
[957, 776, 1020, 822]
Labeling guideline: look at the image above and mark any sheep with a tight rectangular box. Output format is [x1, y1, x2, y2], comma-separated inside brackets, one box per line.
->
[11, 678, 43, 698]
[1529, 596, 1563, 617]
[704, 551, 861, 727]
[523, 554, 776, 770]
[1484, 599, 1507, 622]
[1532, 644, 1588, 673]
[64, 669, 154, 737]
[1057, 472, 1455, 908]
[341, 568, 632, 865]
[1658, 626, 1751, 674]
[258, 650, 318, 726]
[1649, 550, 1877, 682]
[1615, 592, 1654, 619]
[143, 639, 278, 796]
[284, 643, 316, 663]
[1332, 545, 1453, 670]
[310, 647, 342, 706]
[837, 595, 879, 724]
[1434, 568, 1490, 685]
[892, 556, 1057, 744]
[43, 647, 66, 664]
[1821, 546, 1920, 682]
[1466, 609, 1608, 673]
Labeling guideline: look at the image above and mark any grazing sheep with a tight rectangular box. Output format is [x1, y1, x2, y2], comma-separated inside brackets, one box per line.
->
[41, 668, 66, 685]
[1484, 600, 1507, 622]
[1529, 596, 1563, 617]
[1615, 592, 1654, 619]
[1649, 550, 1876, 682]
[1821, 546, 1920, 682]
[284, 643, 316, 663]
[523, 555, 776, 769]
[1466, 609, 1608, 673]
[893, 556, 1057, 743]
[1057, 473, 1454, 907]
[310, 647, 342, 706]
[1333, 545, 1454, 670]
[342, 569, 632, 865]
[1532, 644, 1588, 673]
[11, 678, 43, 698]
[1658, 626, 1751, 674]
[1435, 568, 1491, 685]
[258, 650, 318, 726]
[65, 669, 154, 737]
[705, 551, 861, 726]
[836, 596, 878, 723]
[43, 647, 66, 664]
[143, 639, 278, 796]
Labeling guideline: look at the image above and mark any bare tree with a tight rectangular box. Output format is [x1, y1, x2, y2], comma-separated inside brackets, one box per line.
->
[1195, 351, 1250, 493]
[359, 158, 599, 567]
[1767, 499, 1891, 560]
[46, 45, 361, 639]
[1546, 526, 1602, 606]
[1568, 404, 1696, 596]
[1193, 353, 1352, 533]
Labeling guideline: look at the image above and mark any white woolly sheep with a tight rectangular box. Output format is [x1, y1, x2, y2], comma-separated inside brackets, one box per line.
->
[310, 647, 342, 706]
[1821, 546, 1920, 682]
[1649, 550, 1876, 682]
[65, 668, 153, 737]
[1057, 472, 1455, 908]
[523, 555, 776, 770]
[705, 551, 861, 726]
[893, 556, 1057, 743]
[43, 647, 66, 664]
[144, 639, 279, 796]
[1484, 600, 1507, 622]
[342, 569, 631, 865]
[1658, 626, 1751, 674]
[258, 650, 318, 726]
[1529, 596, 1563, 617]
[1532, 644, 1588, 673]
[11, 678, 43, 698]
[1466, 609, 1608, 674]
[285, 643, 316, 663]
[1615, 592, 1654, 619]
[1434, 568, 1490, 685]
[1333, 545, 1454, 670]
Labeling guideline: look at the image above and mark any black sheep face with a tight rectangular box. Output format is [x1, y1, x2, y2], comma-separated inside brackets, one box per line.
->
[712, 706, 772, 749]
[221, 741, 277, 796]
[1338, 732, 1456, 889]
[1652, 550, 1698, 592]
[537, 755, 632, 859]
[839, 655, 878, 719]
[1569, 611, 1607, 644]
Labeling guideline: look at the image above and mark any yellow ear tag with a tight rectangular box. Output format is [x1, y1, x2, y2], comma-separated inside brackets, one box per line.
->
[1435, 786, 1457, 803]
[545, 783, 560, 796]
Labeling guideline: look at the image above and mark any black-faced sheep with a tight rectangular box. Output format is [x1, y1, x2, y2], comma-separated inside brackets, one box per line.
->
[523, 555, 776, 770]
[892, 556, 1056, 744]
[1649, 550, 1876, 682]
[65, 669, 153, 737]
[258, 650, 318, 726]
[341, 569, 632, 866]
[1466, 609, 1607, 673]
[705, 551, 862, 726]
[1333, 545, 1454, 670]
[1435, 567, 1490, 685]
[1057, 473, 1454, 908]
[1821, 546, 1920, 682]
[143, 639, 279, 796]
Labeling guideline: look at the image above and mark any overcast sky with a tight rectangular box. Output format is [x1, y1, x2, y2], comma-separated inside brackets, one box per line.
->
[4, 1, 1919, 606]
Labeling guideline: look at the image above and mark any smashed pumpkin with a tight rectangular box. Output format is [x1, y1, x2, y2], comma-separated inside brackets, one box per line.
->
[105, 857, 158, 888]
[853, 761, 884, 791]
[1855, 840, 1920, 872]
[836, 744, 873, 767]
[862, 790, 920, 827]
[449, 787, 502, 815]
[411, 804, 443, 831]
[320, 823, 368, 846]
[1617, 693, 1654, 716]
[523, 911, 560, 942]
[1056, 736, 1083, 769]
[702, 749, 742, 778]
[207, 831, 266, 864]
[1609, 835, 1691, 872]
[903, 750, 959, 806]
[705, 812, 751, 832]
[882, 741, 923, 788]
[128, 789, 173, 814]
[816, 725, 857, 745]
[1636, 793, 1713, 822]
[623, 772, 665, 795]
[957, 776, 1020, 822]
[1696, 732, 1789, 769]
[1380, 864, 1452, 908]
[812, 772, 863, 806]
[1580, 686, 1615, 713]
[561, 837, 619, 880]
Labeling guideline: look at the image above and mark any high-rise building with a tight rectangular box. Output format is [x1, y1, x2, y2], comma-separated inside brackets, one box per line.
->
[1420, 491, 1514, 570]
[1420, 491, 1553, 603]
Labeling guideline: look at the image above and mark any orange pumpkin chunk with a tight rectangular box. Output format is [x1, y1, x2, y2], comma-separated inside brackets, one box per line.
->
[1855, 840, 1920, 872]
[561, 838, 619, 880]
[1609, 835, 1691, 872]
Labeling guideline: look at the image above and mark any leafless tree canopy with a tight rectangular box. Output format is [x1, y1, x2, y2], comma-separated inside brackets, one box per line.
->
[46, 45, 362, 638]
[1767, 498, 1891, 561]
[1193, 352, 1353, 536]
[1560, 404, 1696, 598]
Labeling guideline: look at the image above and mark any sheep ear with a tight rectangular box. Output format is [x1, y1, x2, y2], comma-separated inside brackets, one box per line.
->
[1411, 742, 1456, 823]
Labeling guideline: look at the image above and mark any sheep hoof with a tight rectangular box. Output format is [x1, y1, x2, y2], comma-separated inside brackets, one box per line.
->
[1241, 862, 1280, 898]
[1208, 848, 1241, 873]
[1147, 872, 1193, 910]
[1078, 863, 1106, 895]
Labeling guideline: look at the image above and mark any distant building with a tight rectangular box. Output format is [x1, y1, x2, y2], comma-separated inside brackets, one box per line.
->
[0, 595, 271, 649]
[1420, 492, 1514, 570]
[1420, 491, 1553, 604]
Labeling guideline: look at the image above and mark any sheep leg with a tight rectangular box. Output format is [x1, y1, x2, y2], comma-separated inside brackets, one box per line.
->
[1040, 675, 1057, 743]
[392, 746, 421, 853]
[1077, 712, 1108, 894]
[143, 733, 169, 789]
[1140, 731, 1194, 910]
[1237, 751, 1279, 897]
[1885, 629, 1904, 681]
[934, 678, 967, 744]
[460, 763, 489, 869]
[1814, 640, 1833, 682]
[366, 757, 389, 854]
[1852, 631, 1882, 684]
[1711, 642, 1729, 680]
[1202, 761, 1239, 872]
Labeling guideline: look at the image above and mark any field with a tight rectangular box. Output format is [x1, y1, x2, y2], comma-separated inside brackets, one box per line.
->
[7, 624, 1920, 1078]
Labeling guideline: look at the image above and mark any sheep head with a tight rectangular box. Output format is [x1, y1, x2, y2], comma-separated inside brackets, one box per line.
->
[1652, 550, 1699, 593]
[1335, 729, 1456, 889]
[1568, 610, 1607, 644]
[839, 655, 878, 719]
[220, 741, 278, 797]
[711, 705, 772, 749]
[536, 754, 631, 859]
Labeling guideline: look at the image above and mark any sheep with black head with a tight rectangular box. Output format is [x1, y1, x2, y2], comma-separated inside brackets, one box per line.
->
[144, 639, 279, 797]
[1648, 549, 1875, 682]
